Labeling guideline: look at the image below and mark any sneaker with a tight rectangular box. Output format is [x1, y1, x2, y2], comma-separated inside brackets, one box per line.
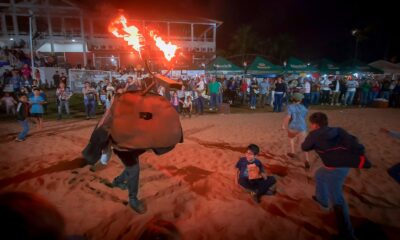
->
[209, 108, 213, 111]
[265, 188, 276, 196]
[250, 191, 261, 203]
[112, 179, 128, 190]
[15, 138, 24, 142]
[129, 198, 146, 214]
[90, 162, 107, 172]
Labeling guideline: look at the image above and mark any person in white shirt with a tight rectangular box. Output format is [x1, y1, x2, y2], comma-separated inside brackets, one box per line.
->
[320, 76, 332, 105]
[303, 78, 311, 108]
[0, 92, 17, 115]
[343, 77, 359, 106]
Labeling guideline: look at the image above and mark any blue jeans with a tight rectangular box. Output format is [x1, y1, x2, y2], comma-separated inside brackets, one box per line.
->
[370, 91, 379, 102]
[343, 91, 355, 105]
[196, 97, 204, 114]
[273, 93, 284, 112]
[315, 167, 353, 234]
[218, 92, 223, 106]
[210, 93, 218, 109]
[311, 92, 320, 105]
[303, 93, 311, 108]
[321, 90, 331, 104]
[250, 95, 257, 107]
[381, 91, 390, 100]
[84, 99, 96, 117]
[58, 100, 70, 118]
[18, 119, 29, 140]
[360, 92, 369, 106]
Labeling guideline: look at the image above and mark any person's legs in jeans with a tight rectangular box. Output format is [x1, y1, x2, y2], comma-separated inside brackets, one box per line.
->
[274, 93, 283, 112]
[277, 94, 284, 112]
[327, 168, 354, 237]
[57, 101, 63, 119]
[113, 149, 146, 213]
[347, 91, 355, 105]
[84, 99, 90, 118]
[255, 176, 276, 196]
[314, 167, 329, 208]
[303, 93, 310, 108]
[210, 93, 217, 109]
[17, 119, 29, 140]
[64, 101, 70, 116]
[89, 100, 96, 117]
[250, 95, 257, 108]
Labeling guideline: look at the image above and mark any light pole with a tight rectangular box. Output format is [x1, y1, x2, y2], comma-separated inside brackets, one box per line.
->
[29, 10, 34, 70]
[243, 61, 247, 76]
[352, 29, 359, 62]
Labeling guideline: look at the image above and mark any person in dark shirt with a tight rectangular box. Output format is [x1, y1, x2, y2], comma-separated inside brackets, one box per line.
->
[15, 94, 30, 141]
[273, 76, 287, 112]
[235, 144, 276, 203]
[301, 112, 357, 240]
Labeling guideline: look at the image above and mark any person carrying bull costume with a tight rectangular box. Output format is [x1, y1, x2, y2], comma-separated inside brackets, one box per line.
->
[82, 75, 183, 214]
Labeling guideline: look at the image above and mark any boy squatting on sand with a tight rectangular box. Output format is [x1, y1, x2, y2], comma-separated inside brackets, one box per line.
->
[235, 144, 277, 203]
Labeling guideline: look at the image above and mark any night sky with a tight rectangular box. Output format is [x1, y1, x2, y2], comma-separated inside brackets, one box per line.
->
[77, 0, 399, 64]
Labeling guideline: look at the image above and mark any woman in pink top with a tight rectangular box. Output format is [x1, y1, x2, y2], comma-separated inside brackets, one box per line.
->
[21, 64, 32, 79]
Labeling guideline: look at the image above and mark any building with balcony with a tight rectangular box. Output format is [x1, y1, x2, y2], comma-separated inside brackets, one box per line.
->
[0, 0, 222, 70]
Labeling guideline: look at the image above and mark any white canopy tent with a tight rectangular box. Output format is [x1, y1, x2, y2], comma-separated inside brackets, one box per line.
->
[369, 60, 400, 75]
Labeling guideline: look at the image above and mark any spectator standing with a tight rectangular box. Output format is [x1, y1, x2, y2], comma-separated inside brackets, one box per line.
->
[60, 72, 67, 85]
[343, 77, 359, 106]
[10, 70, 21, 93]
[0, 92, 17, 115]
[320, 76, 332, 105]
[195, 77, 205, 114]
[29, 87, 45, 130]
[15, 94, 30, 141]
[82, 82, 97, 119]
[259, 78, 270, 108]
[208, 77, 221, 111]
[360, 80, 371, 107]
[330, 77, 341, 106]
[273, 77, 286, 112]
[303, 78, 311, 108]
[21, 64, 32, 80]
[310, 79, 321, 105]
[53, 71, 60, 88]
[56, 82, 72, 119]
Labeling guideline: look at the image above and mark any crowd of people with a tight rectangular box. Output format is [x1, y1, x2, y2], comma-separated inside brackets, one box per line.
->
[2, 66, 397, 239]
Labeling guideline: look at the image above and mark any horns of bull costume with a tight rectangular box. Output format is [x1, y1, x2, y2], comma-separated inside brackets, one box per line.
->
[82, 75, 183, 165]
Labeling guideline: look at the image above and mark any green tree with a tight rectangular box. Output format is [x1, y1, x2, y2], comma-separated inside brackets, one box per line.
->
[229, 25, 260, 63]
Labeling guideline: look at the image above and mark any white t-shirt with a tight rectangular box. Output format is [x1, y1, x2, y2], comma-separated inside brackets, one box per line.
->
[346, 80, 359, 92]
[321, 79, 331, 91]
[304, 82, 311, 94]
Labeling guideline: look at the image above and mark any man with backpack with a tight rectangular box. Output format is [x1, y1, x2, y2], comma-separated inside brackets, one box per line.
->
[302, 112, 370, 240]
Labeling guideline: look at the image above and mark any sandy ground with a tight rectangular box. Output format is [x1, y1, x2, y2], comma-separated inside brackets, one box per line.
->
[0, 108, 399, 240]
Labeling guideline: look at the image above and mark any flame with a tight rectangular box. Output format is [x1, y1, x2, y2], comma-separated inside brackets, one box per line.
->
[109, 16, 143, 56]
[109, 15, 178, 62]
[149, 31, 178, 62]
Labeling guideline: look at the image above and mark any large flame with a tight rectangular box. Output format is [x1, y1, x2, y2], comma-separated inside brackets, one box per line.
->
[109, 15, 177, 62]
[109, 16, 143, 56]
[149, 31, 178, 62]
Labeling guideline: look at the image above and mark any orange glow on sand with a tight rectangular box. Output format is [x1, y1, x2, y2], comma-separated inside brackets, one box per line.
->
[109, 15, 177, 62]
